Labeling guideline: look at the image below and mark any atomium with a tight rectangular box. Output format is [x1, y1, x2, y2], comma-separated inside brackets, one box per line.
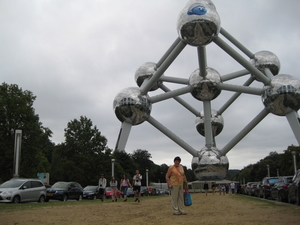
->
[113, 0, 300, 181]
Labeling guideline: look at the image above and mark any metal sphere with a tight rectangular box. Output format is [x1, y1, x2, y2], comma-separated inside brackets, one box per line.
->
[191, 147, 229, 181]
[195, 109, 224, 137]
[177, 0, 221, 46]
[249, 51, 281, 80]
[262, 74, 300, 116]
[113, 87, 152, 125]
[135, 62, 162, 91]
[189, 67, 221, 101]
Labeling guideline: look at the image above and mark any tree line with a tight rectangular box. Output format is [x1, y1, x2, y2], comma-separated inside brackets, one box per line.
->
[233, 146, 300, 183]
[0, 83, 196, 186]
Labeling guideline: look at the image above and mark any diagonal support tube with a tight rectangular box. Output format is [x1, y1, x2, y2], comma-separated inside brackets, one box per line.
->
[213, 36, 271, 85]
[159, 84, 199, 116]
[220, 107, 270, 156]
[145, 115, 198, 157]
[140, 40, 187, 94]
[150, 86, 193, 103]
[114, 121, 132, 151]
[286, 110, 300, 145]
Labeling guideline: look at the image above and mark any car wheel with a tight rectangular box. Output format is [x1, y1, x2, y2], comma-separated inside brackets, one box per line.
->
[77, 194, 83, 201]
[12, 195, 21, 203]
[62, 194, 68, 201]
[38, 195, 45, 203]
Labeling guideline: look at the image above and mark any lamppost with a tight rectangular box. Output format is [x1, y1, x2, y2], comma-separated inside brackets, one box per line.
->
[13, 130, 22, 178]
[111, 159, 115, 177]
[267, 164, 270, 177]
[146, 169, 149, 187]
[277, 169, 279, 177]
[292, 151, 297, 174]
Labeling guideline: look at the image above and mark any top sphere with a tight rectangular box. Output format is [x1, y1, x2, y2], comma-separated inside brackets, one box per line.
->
[177, 0, 221, 46]
[113, 87, 152, 125]
[135, 62, 162, 91]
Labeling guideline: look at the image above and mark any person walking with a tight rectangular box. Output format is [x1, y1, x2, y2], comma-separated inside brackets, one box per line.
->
[98, 174, 107, 202]
[165, 156, 187, 215]
[133, 170, 142, 203]
[120, 174, 131, 202]
[203, 181, 209, 196]
[110, 176, 118, 202]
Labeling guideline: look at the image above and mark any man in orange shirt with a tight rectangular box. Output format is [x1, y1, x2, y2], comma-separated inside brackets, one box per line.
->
[165, 156, 188, 215]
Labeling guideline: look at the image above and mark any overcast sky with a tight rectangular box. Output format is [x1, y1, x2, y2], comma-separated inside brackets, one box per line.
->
[1, 0, 300, 171]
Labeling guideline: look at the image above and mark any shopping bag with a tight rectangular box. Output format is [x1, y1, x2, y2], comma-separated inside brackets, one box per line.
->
[184, 189, 192, 206]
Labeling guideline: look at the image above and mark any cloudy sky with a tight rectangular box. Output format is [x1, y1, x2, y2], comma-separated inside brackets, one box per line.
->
[1, 0, 300, 171]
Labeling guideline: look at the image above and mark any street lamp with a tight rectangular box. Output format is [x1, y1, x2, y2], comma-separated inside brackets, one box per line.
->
[13, 130, 22, 178]
[292, 151, 297, 174]
[111, 159, 115, 177]
[146, 169, 149, 187]
[267, 164, 270, 177]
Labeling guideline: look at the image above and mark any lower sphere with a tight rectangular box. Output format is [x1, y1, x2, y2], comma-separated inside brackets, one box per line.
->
[191, 147, 229, 181]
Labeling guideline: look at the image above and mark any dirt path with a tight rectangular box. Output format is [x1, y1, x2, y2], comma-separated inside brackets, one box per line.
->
[1, 193, 300, 225]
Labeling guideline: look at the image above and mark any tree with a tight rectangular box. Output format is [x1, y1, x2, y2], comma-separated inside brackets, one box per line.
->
[0, 83, 52, 182]
[51, 116, 112, 186]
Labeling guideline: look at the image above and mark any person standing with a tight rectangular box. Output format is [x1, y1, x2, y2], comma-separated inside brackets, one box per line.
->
[230, 181, 235, 195]
[212, 182, 216, 195]
[133, 170, 142, 203]
[203, 181, 209, 196]
[110, 176, 118, 202]
[120, 174, 131, 202]
[165, 156, 187, 215]
[98, 174, 107, 202]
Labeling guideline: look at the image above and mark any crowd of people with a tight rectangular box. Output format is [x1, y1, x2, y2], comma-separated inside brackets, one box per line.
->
[97, 170, 143, 203]
[203, 181, 241, 196]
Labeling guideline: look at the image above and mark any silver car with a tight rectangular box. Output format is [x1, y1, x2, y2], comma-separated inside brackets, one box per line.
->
[0, 178, 46, 203]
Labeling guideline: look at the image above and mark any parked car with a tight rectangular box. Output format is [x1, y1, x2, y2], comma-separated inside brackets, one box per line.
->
[288, 169, 300, 205]
[247, 182, 260, 196]
[0, 178, 46, 203]
[270, 176, 293, 202]
[46, 181, 83, 202]
[245, 182, 259, 196]
[254, 183, 263, 198]
[83, 186, 98, 200]
[125, 187, 134, 197]
[141, 186, 148, 196]
[259, 177, 279, 199]
[105, 187, 121, 199]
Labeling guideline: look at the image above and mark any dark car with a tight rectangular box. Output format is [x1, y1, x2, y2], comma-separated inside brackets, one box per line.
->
[270, 176, 293, 202]
[288, 169, 300, 205]
[247, 182, 260, 196]
[46, 181, 83, 202]
[259, 177, 279, 199]
[83, 186, 98, 200]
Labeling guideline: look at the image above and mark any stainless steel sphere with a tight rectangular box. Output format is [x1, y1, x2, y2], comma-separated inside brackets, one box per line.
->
[135, 62, 162, 91]
[249, 51, 280, 80]
[191, 147, 229, 181]
[113, 87, 152, 125]
[195, 109, 224, 137]
[177, 0, 221, 46]
[189, 67, 222, 101]
[262, 74, 300, 116]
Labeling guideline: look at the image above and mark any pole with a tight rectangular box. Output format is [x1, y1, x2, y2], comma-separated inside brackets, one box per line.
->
[292, 151, 297, 174]
[111, 159, 115, 177]
[267, 165, 270, 177]
[13, 130, 22, 178]
[146, 169, 149, 187]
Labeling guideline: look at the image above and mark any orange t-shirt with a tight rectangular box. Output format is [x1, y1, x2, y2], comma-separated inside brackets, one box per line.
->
[169, 165, 184, 186]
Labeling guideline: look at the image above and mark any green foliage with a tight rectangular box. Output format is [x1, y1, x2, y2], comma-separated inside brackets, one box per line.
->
[233, 147, 300, 183]
[0, 83, 52, 182]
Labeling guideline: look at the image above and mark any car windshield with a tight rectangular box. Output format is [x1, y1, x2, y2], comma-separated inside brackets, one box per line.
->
[84, 186, 97, 191]
[52, 182, 68, 189]
[0, 180, 24, 188]
[268, 178, 278, 184]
